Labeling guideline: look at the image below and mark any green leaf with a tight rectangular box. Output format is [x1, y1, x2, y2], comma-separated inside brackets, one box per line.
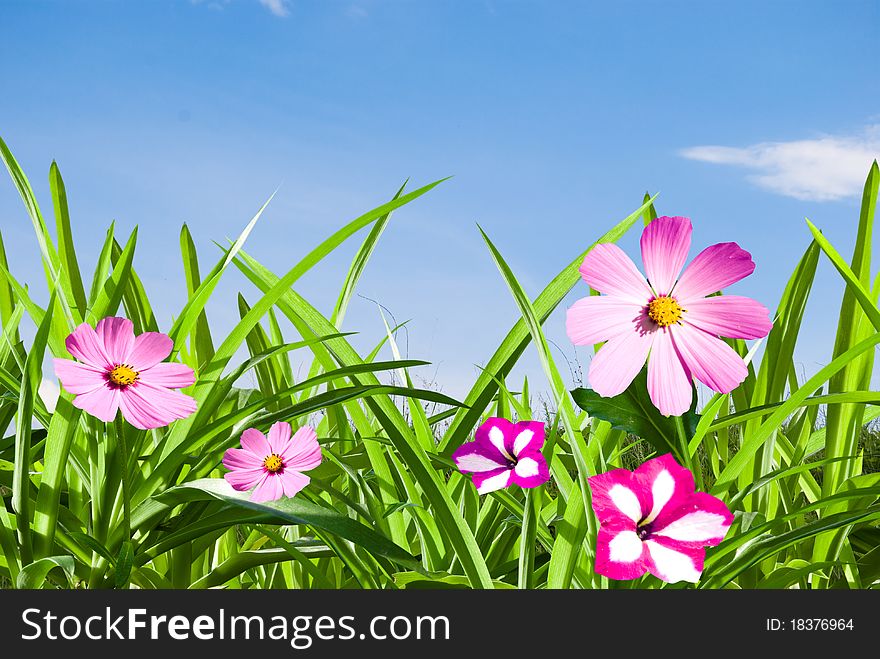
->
[570, 369, 700, 460]
[114, 541, 134, 589]
[16, 556, 76, 589]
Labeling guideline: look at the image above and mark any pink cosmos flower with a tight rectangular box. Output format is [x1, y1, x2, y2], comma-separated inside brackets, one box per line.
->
[566, 216, 772, 416]
[223, 422, 323, 503]
[53, 317, 197, 429]
[452, 417, 550, 494]
[588, 454, 734, 583]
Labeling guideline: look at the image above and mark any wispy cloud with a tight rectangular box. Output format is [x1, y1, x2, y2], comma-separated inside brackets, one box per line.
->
[680, 126, 880, 201]
[259, 0, 291, 17]
[345, 4, 368, 20]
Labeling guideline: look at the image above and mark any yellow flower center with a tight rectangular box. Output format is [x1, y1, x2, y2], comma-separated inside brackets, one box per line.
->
[108, 364, 139, 387]
[647, 296, 684, 327]
[263, 453, 284, 473]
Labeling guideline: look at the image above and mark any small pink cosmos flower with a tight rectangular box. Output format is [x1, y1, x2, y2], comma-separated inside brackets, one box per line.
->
[588, 454, 734, 584]
[566, 216, 773, 416]
[53, 317, 197, 429]
[452, 417, 550, 494]
[223, 422, 323, 503]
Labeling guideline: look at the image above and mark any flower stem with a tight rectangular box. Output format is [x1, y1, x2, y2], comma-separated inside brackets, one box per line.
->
[114, 415, 132, 555]
[673, 415, 704, 491]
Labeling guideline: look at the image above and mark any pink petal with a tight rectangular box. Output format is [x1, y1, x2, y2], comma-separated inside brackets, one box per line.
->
[267, 421, 292, 453]
[126, 332, 174, 371]
[588, 468, 648, 527]
[240, 428, 272, 458]
[471, 467, 513, 495]
[71, 385, 122, 423]
[683, 295, 773, 340]
[510, 420, 545, 457]
[278, 426, 322, 472]
[224, 467, 265, 491]
[278, 470, 310, 498]
[646, 329, 693, 417]
[223, 447, 264, 471]
[579, 243, 654, 303]
[672, 242, 756, 302]
[671, 323, 748, 394]
[95, 317, 135, 364]
[643, 539, 705, 583]
[474, 417, 517, 462]
[118, 382, 197, 430]
[594, 527, 649, 581]
[138, 362, 195, 389]
[251, 473, 284, 502]
[588, 315, 656, 397]
[452, 442, 508, 474]
[640, 216, 692, 296]
[565, 295, 646, 346]
[53, 359, 107, 395]
[632, 454, 695, 525]
[508, 450, 550, 489]
[65, 323, 113, 370]
[651, 492, 734, 547]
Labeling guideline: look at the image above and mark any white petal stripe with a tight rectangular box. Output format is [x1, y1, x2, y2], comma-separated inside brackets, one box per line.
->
[455, 453, 507, 473]
[609, 484, 642, 523]
[643, 469, 675, 524]
[514, 457, 540, 478]
[608, 531, 644, 563]
[653, 511, 730, 543]
[488, 425, 514, 460]
[645, 540, 702, 583]
[476, 470, 512, 494]
[512, 429, 534, 456]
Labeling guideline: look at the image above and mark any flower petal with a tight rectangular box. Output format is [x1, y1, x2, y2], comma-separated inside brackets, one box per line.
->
[644, 539, 704, 583]
[224, 467, 265, 491]
[511, 421, 545, 457]
[588, 468, 648, 527]
[671, 323, 748, 394]
[474, 417, 517, 461]
[117, 383, 197, 430]
[509, 450, 550, 489]
[633, 454, 695, 525]
[138, 362, 195, 389]
[647, 328, 693, 417]
[251, 473, 284, 502]
[267, 421, 292, 453]
[72, 385, 121, 423]
[594, 527, 648, 581]
[279, 470, 310, 498]
[640, 216, 692, 296]
[279, 426, 323, 472]
[651, 492, 734, 547]
[672, 242, 756, 302]
[453, 442, 509, 474]
[579, 243, 654, 303]
[53, 359, 107, 395]
[95, 317, 135, 364]
[126, 332, 174, 371]
[683, 295, 773, 340]
[223, 447, 264, 471]
[471, 467, 513, 495]
[240, 428, 272, 459]
[65, 323, 113, 370]
[565, 295, 646, 346]
[588, 315, 656, 397]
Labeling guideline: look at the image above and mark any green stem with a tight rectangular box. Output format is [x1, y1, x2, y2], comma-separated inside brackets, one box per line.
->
[518, 487, 538, 589]
[673, 415, 704, 491]
[114, 415, 132, 553]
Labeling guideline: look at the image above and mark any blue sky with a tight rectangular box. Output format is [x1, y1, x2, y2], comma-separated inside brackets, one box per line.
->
[1, 0, 879, 399]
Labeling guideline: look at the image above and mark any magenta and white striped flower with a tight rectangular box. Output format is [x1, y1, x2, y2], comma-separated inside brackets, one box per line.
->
[223, 422, 322, 503]
[588, 454, 734, 583]
[566, 216, 772, 416]
[53, 317, 197, 429]
[452, 417, 550, 494]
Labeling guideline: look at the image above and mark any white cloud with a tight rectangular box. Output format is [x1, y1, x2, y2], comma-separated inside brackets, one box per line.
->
[345, 4, 368, 19]
[680, 126, 880, 201]
[259, 0, 291, 17]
